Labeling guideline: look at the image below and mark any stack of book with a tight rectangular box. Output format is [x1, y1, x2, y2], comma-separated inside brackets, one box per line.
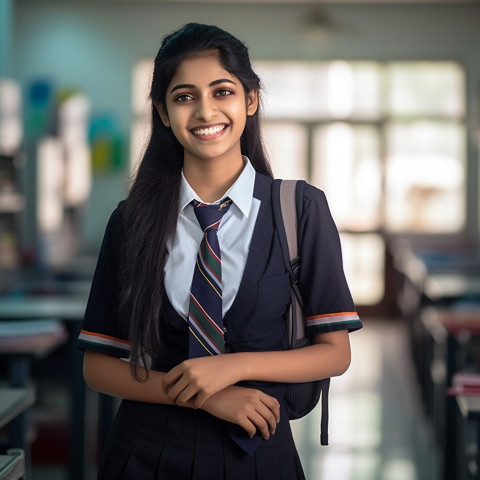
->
[0, 319, 67, 354]
[448, 373, 480, 396]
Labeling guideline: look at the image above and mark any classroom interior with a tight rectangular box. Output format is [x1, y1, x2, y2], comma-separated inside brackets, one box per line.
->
[0, 0, 479, 479]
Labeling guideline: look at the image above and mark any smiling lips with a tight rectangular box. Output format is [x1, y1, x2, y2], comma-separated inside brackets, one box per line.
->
[192, 124, 228, 137]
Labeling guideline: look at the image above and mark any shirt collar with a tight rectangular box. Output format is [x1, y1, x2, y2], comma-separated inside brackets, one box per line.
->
[179, 156, 256, 218]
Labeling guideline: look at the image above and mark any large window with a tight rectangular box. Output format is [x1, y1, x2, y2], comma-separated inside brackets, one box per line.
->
[255, 61, 466, 305]
[130, 60, 466, 307]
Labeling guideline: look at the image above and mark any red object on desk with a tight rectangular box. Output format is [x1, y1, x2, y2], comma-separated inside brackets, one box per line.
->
[448, 373, 480, 396]
[436, 310, 480, 335]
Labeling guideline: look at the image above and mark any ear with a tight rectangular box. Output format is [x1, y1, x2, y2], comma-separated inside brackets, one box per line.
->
[246, 89, 259, 117]
[154, 101, 171, 127]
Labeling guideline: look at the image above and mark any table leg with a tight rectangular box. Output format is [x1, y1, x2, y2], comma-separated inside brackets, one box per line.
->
[67, 322, 86, 480]
[8, 358, 31, 476]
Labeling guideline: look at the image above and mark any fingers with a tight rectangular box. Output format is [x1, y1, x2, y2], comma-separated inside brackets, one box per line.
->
[239, 391, 280, 440]
[166, 372, 281, 440]
[163, 360, 215, 406]
[254, 395, 280, 439]
[162, 366, 181, 391]
[237, 417, 257, 439]
[248, 409, 273, 440]
[163, 363, 197, 405]
[261, 392, 281, 425]
[239, 403, 277, 440]
[166, 376, 214, 408]
[172, 385, 197, 407]
[200, 386, 282, 441]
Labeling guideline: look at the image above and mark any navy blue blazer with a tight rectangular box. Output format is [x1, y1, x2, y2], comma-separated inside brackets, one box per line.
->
[77, 172, 362, 371]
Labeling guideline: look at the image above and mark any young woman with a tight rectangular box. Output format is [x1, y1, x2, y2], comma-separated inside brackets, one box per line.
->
[77, 23, 362, 479]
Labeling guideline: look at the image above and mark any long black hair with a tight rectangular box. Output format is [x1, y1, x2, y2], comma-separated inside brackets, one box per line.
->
[119, 23, 273, 378]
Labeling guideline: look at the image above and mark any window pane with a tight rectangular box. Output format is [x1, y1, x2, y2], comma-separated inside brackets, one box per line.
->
[387, 62, 465, 117]
[385, 121, 465, 232]
[262, 123, 308, 180]
[254, 61, 381, 120]
[327, 61, 382, 119]
[311, 123, 382, 230]
[256, 62, 328, 119]
[341, 233, 385, 305]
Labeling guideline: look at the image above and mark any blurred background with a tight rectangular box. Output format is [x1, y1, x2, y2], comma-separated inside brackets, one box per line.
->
[0, 0, 479, 479]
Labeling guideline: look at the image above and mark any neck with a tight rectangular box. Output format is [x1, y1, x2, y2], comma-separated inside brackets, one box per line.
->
[183, 155, 245, 203]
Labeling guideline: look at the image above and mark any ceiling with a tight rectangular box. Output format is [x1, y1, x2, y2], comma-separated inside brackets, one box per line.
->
[105, 0, 478, 3]
[104, 0, 480, 6]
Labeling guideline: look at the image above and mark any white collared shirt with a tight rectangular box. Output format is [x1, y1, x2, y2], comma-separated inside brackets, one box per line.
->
[164, 158, 261, 319]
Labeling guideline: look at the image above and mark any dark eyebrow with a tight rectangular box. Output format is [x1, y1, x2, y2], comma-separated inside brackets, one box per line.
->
[170, 84, 195, 94]
[210, 78, 237, 88]
[169, 78, 237, 94]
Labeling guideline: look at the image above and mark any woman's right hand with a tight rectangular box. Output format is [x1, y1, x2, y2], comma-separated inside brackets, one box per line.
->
[201, 386, 280, 440]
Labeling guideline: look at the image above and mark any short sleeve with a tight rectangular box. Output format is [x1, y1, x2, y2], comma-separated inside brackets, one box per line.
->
[298, 184, 362, 336]
[76, 207, 132, 358]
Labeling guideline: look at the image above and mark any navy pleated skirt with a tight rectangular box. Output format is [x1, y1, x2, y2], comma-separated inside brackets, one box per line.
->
[98, 399, 306, 480]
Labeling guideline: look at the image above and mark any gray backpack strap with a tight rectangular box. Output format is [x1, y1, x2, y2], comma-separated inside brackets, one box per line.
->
[279, 180, 298, 260]
[274, 178, 330, 446]
[278, 180, 305, 341]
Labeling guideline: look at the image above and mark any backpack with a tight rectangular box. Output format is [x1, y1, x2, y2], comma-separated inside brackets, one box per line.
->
[271, 179, 330, 446]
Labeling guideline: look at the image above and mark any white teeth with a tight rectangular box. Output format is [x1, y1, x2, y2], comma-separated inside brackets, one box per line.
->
[193, 124, 226, 136]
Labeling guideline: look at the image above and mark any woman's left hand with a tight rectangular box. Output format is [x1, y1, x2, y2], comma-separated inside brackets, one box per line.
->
[163, 354, 243, 408]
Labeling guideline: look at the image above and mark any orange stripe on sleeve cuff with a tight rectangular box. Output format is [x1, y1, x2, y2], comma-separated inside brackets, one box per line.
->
[306, 311, 360, 328]
[77, 330, 131, 354]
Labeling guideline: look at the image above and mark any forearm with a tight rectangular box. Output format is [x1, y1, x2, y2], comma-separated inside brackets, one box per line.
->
[234, 330, 351, 384]
[163, 330, 351, 408]
[83, 350, 175, 405]
[237, 345, 348, 384]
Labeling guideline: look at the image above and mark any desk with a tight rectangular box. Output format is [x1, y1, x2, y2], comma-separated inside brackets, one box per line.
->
[0, 321, 66, 451]
[421, 307, 480, 480]
[425, 274, 480, 302]
[0, 296, 88, 320]
[0, 450, 25, 480]
[0, 388, 35, 430]
[454, 394, 480, 480]
[0, 295, 88, 480]
[0, 389, 34, 480]
[457, 395, 480, 419]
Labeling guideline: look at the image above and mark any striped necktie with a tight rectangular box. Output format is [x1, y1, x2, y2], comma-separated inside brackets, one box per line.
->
[188, 198, 232, 358]
[189, 197, 262, 455]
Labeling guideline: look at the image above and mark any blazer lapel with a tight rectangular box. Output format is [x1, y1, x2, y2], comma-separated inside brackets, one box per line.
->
[224, 172, 274, 323]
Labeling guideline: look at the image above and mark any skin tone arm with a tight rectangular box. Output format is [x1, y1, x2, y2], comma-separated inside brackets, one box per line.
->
[164, 329, 351, 409]
[83, 350, 280, 439]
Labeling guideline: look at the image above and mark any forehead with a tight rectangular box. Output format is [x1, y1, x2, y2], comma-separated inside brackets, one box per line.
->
[169, 52, 237, 86]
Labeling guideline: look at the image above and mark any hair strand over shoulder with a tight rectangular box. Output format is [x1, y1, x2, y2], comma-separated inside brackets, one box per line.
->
[118, 23, 273, 379]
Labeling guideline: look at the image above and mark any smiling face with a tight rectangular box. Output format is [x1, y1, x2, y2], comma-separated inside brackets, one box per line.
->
[157, 52, 258, 170]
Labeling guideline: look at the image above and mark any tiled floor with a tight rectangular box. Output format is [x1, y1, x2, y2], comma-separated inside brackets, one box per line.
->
[291, 318, 441, 480]
[32, 319, 441, 480]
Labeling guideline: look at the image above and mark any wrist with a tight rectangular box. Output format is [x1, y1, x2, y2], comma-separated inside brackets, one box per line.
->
[233, 352, 253, 382]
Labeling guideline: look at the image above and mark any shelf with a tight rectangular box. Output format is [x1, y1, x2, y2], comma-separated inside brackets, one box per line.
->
[0, 193, 25, 214]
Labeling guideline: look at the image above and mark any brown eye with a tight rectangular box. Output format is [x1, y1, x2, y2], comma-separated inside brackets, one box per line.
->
[175, 94, 193, 102]
[215, 89, 232, 97]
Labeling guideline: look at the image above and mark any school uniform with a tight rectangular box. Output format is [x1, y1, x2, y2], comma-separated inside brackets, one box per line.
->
[77, 166, 362, 480]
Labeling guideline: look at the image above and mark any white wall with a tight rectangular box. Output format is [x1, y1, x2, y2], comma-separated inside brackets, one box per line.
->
[0, 0, 14, 76]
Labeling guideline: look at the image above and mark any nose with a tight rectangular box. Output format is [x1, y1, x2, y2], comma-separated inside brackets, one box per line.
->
[194, 96, 217, 121]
